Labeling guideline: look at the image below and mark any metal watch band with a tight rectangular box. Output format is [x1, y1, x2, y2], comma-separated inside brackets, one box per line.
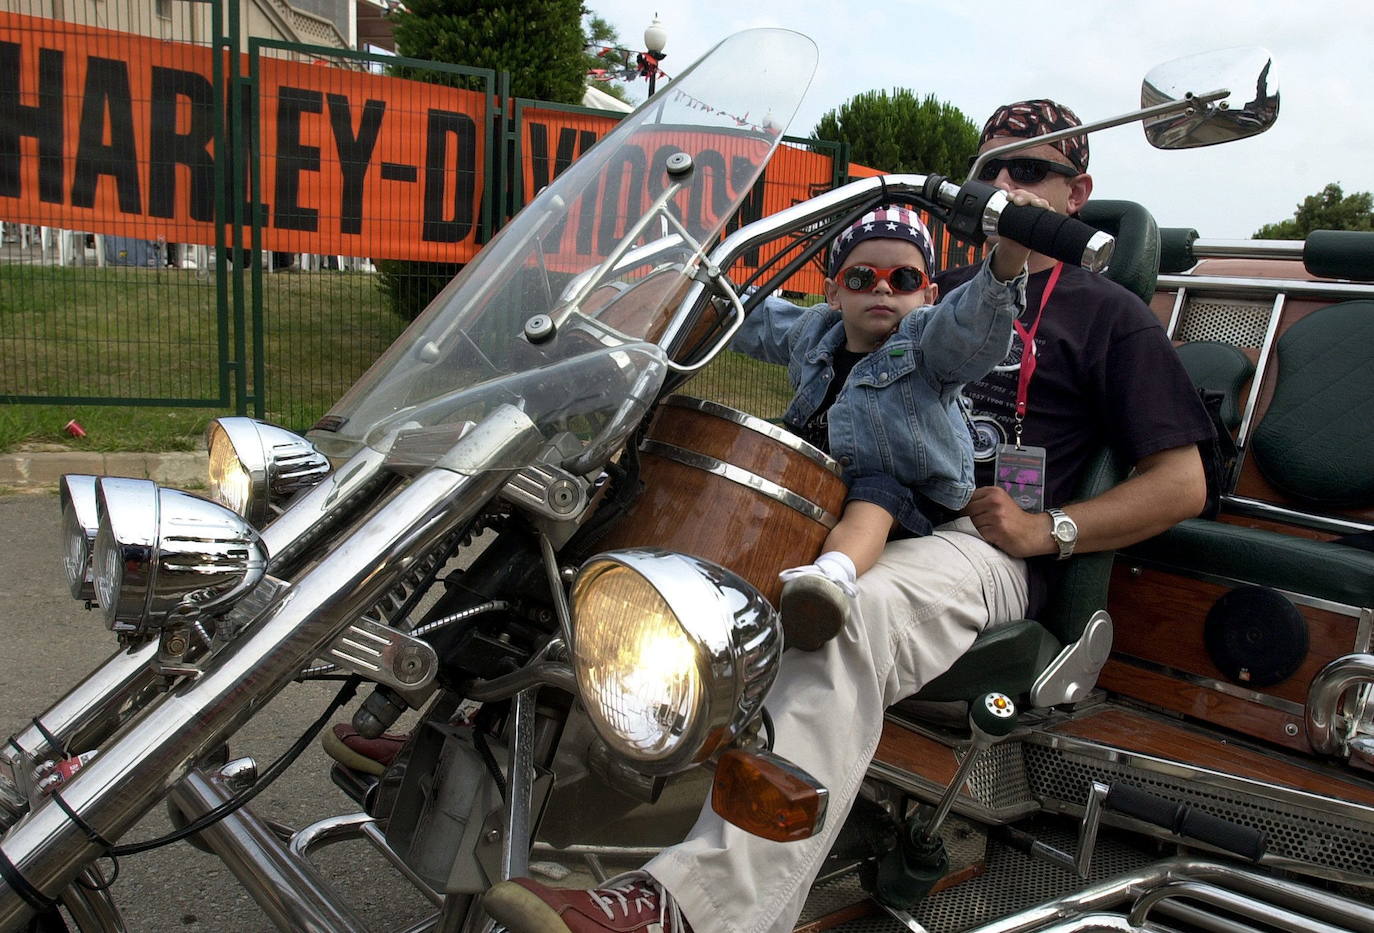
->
[1048, 507, 1077, 560]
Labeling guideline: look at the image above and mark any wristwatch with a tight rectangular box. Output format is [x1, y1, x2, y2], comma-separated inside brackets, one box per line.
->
[1047, 508, 1078, 560]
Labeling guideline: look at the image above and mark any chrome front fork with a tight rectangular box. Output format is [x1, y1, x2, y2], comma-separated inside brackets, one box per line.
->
[0, 406, 542, 929]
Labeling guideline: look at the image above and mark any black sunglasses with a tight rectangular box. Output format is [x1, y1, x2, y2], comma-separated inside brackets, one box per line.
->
[970, 156, 1079, 185]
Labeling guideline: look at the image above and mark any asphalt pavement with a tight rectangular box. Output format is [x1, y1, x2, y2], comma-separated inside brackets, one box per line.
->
[0, 491, 436, 931]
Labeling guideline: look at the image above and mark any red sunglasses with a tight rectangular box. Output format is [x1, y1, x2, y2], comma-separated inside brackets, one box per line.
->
[837, 264, 930, 295]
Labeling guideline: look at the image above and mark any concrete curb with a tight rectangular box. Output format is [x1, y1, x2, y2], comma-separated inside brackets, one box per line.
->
[0, 450, 208, 490]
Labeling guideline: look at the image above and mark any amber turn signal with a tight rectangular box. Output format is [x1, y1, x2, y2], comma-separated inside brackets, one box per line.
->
[711, 748, 828, 842]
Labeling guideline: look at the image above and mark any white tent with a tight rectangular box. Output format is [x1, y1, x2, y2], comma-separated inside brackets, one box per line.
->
[581, 85, 636, 113]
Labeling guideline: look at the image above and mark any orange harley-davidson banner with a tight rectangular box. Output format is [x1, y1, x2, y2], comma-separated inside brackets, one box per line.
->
[519, 104, 836, 292]
[0, 12, 489, 262]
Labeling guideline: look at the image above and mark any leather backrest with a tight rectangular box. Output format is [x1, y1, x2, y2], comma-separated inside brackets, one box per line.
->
[1078, 200, 1161, 305]
[1037, 445, 1129, 644]
[1176, 340, 1254, 430]
[1250, 300, 1374, 506]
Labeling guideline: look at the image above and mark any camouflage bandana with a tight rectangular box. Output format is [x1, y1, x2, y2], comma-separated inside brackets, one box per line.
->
[978, 99, 1089, 173]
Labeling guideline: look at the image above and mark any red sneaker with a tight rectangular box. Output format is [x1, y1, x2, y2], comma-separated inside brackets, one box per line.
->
[483, 872, 691, 933]
[320, 723, 407, 776]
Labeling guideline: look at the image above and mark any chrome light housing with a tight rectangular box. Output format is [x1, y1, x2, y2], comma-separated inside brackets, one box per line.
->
[59, 474, 101, 601]
[92, 477, 269, 634]
[206, 417, 331, 526]
[570, 548, 781, 775]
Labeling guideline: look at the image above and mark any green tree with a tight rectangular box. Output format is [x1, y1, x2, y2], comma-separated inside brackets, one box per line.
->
[813, 89, 978, 179]
[376, 0, 593, 321]
[388, 0, 587, 102]
[583, 15, 633, 104]
[1254, 182, 1374, 239]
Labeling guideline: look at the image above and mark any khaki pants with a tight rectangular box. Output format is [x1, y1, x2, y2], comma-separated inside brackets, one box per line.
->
[647, 517, 1028, 933]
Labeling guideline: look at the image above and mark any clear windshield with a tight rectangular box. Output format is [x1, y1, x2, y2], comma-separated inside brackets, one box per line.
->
[310, 29, 818, 471]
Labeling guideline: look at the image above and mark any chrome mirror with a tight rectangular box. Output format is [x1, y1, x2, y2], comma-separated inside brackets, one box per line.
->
[1141, 46, 1278, 149]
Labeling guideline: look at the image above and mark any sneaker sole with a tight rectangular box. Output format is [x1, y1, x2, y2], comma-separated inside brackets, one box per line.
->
[779, 575, 847, 651]
[319, 728, 387, 777]
[482, 883, 574, 933]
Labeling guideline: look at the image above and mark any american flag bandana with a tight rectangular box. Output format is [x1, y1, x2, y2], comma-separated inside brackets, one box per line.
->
[978, 99, 1089, 173]
[828, 206, 936, 278]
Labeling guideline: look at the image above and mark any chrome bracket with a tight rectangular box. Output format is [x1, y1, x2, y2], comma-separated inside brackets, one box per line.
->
[322, 615, 438, 703]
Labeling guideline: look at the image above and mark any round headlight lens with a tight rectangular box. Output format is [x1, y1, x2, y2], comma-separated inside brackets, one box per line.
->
[573, 562, 704, 764]
[207, 422, 253, 518]
[59, 475, 101, 601]
[92, 521, 125, 622]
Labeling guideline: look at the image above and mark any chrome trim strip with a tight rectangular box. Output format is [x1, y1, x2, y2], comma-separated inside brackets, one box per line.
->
[1186, 238, 1306, 262]
[1027, 728, 1374, 823]
[660, 396, 843, 477]
[1220, 495, 1374, 537]
[1111, 654, 1306, 716]
[1165, 286, 1187, 340]
[641, 440, 840, 528]
[1121, 554, 1367, 618]
[1158, 274, 1374, 301]
[865, 759, 1038, 825]
[1234, 291, 1283, 452]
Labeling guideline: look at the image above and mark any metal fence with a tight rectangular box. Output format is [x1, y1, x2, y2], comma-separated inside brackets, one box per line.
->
[1, 1, 980, 436]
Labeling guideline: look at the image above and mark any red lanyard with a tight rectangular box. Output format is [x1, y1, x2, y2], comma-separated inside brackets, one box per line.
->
[1011, 261, 1062, 446]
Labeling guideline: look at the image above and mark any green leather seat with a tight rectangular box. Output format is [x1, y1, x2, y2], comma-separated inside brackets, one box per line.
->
[1176, 340, 1253, 430]
[1125, 300, 1374, 609]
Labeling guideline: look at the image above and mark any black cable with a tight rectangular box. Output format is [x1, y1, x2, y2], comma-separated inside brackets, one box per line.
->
[107, 676, 360, 856]
[473, 727, 507, 802]
[74, 857, 119, 892]
[760, 707, 775, 751]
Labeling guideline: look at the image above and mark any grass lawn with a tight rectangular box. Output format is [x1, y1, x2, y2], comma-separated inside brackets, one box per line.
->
[1, 263, 798, 452]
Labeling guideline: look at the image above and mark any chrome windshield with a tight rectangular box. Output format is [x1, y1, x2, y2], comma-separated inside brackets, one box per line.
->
[310, 29, 818, 472]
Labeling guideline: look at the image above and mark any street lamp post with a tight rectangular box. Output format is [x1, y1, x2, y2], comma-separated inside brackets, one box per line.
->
[640, 15, 667, 97]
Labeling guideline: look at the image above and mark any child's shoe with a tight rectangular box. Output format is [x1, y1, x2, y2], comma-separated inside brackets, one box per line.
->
[778, 552, 857, 651]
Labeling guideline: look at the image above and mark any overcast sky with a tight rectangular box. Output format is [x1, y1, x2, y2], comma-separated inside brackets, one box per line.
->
[587, 0, 1372, 240]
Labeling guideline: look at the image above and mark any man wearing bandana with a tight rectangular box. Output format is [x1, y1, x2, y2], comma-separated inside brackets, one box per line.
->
[484, 100, 1214, 933]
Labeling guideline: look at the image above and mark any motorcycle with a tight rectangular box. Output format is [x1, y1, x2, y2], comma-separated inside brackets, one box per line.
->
[6, 26, 1366, 933]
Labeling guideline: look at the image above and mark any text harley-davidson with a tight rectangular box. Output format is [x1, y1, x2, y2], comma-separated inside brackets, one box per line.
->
[6, 28, 1373, 933]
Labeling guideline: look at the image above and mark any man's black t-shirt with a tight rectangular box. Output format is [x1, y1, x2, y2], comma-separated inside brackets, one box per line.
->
[934, 260, 1213, 615]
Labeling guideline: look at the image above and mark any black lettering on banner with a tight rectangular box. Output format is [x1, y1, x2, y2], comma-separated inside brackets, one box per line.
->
[327, 93, 384, 236]
[727, 156, 766, 267]
[422, 108, 475, 243]
[273, 86, 321, 232]
[527, 121, 552, 193]
[148, 66, 215, 221]
[71, 57, 141, 214]
[0, 42, 65, 204]
[685, 147, 729, 235]
[595, 146, 646, 255]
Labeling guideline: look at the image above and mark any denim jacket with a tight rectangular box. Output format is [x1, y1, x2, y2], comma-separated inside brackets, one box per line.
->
[732, 263, 1024, 516]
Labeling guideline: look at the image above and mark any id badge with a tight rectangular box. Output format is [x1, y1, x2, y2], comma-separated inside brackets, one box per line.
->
[995, 444, 1047, 513]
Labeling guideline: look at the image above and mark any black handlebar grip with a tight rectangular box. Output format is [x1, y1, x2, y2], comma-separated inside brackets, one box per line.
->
[997, 202, 1114, 272]
[1158, 227, 1200, 274]
[1105, 783, 1267, 862]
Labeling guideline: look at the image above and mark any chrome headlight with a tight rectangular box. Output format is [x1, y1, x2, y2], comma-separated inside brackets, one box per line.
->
[59, 475, 101, 601]
[570, 548, 781, 775]
[207, 418, 331, 526]
[92, 478, 269, 634]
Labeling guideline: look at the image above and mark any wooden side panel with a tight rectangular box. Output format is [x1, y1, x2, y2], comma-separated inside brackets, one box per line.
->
[1047, 706, 1374, 807]
[1103, 562, 1362, 751]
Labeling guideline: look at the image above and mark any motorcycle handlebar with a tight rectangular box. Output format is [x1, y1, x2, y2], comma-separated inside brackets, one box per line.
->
[996, 200, 1115, 272]
[944, 179, 1115, 272]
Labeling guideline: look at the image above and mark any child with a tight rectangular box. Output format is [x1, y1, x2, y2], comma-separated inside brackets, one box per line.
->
[732, 204, 1035, 650]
